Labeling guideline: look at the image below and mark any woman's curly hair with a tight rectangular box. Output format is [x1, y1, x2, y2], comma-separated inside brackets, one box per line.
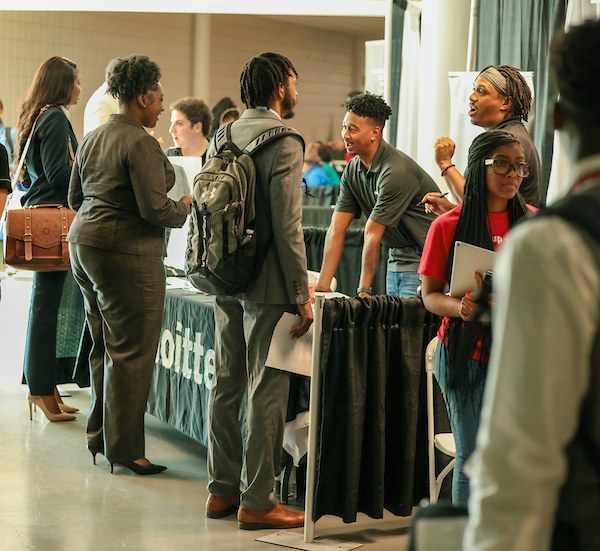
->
[107, 55, 161, 105]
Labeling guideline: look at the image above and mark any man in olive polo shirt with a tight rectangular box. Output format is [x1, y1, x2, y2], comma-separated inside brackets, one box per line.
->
[315, 93, 439, 298]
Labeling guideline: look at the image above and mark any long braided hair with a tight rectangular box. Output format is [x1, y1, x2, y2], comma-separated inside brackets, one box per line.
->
[443, 130, 530, 410]
[240, 53, 297, 109]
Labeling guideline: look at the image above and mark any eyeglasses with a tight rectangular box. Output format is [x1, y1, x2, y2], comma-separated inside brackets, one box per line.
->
[485, 159, 531, 178]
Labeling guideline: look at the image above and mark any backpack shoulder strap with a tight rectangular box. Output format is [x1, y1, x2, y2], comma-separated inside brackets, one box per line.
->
[213, 122, 243, 158]
[243, 126, 305, 157]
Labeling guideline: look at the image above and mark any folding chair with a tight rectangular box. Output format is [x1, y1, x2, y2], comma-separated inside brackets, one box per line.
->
[425, 336, 456, 503]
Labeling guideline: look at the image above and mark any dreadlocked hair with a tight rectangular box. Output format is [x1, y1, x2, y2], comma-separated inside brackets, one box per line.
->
[240, 53, 297, 109]
[482, 65, 532, 122]
[443, 130, 530, 413]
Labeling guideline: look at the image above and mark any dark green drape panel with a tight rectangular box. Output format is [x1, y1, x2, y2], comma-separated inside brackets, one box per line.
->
[312, 296, 447, 521]
[301, 186, 340, 207]
[476, 0, 567, 204]
[303, 226, 388, 296]
[389, 0, 407, 147]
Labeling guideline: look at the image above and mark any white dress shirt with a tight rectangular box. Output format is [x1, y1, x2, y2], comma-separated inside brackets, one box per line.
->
[463, 156, 600, 550]
[83, 82, 119, 136]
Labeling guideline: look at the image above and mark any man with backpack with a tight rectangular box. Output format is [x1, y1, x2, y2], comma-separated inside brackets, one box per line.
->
[464, 20, 600, 550]
[203, 52, 312, 530]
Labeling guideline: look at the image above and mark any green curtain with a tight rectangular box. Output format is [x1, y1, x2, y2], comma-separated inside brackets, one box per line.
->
[389, 0, 407, 147]
[476, 0, 567, 203]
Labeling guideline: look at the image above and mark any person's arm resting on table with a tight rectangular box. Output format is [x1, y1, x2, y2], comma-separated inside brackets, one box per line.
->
[315, 211, 354, 292]
[356, 218, 387, 297]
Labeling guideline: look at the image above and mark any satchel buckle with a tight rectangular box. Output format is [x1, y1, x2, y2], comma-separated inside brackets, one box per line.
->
[23, 207, 33, 261]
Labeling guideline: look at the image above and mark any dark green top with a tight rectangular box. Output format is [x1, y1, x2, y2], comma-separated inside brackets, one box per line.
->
[335, 139, 439, 271]
[21, 106, 78, 207]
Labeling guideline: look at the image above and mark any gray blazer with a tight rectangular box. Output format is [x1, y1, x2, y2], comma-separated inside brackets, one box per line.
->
[67, 114, 188, 257]
[208, 109, 309, 305]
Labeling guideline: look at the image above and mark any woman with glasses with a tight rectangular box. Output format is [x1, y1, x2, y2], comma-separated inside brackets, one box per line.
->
[418, 130, 536, 506]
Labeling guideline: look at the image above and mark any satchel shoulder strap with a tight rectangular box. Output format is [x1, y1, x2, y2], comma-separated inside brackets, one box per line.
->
[11, 104, 52, 189]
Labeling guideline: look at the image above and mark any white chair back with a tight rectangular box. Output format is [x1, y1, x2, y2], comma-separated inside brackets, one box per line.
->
[425, 336, 456, 503]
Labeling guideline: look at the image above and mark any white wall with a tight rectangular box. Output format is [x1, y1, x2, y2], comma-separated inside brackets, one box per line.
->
[207, 14, 365, 143]
[0, 11, 368, 147]
[417, 0, 471, 189]
[0, 11, 193, 143]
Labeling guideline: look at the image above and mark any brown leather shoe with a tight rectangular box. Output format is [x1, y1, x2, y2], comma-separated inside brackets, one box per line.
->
[238, 503, 305, 530]
[206, 493, 240, 519]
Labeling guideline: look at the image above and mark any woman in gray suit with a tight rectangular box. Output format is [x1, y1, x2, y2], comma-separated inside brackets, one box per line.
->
[68, 55, 191, 475]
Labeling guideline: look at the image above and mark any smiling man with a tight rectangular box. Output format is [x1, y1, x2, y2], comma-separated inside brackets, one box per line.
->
[426, 65, 541, 214]
[316, 93, 439, 298]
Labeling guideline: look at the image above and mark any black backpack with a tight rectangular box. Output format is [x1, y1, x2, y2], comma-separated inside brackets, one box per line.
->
[185, 121, 303, 296]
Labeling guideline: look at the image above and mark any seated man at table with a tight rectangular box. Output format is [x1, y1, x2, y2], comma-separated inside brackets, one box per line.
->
[316, 93, 439, 298]
[317, 141, 341, 186]
[303, 141, 331, 186]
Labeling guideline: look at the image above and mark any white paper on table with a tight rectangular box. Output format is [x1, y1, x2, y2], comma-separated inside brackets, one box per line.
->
[163, 157, 204, 271]
[266, 313, 313, 377]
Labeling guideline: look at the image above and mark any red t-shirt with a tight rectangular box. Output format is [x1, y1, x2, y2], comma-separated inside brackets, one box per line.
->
[418, 204, 536, 355]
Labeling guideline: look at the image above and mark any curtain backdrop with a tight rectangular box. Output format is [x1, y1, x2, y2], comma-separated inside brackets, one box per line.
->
[547, 0, 600, 203]
[303, 227, 388, 297]
[394, 1, 422, 159]
[389, 0, 407, 147]
[312, 296, 446, 521]
[476, 0, 567, 205]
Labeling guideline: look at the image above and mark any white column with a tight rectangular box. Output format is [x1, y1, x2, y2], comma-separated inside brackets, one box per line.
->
[416, 0, 471, 189]
[192, 14, 211, 101]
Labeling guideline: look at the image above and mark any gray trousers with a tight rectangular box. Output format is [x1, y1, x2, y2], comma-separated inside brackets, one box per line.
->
[70, 243, 165, 462]
[208, 295, 294, 511]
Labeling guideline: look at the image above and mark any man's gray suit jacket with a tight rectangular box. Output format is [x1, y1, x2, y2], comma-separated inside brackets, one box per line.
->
[207, 109, 309, 305]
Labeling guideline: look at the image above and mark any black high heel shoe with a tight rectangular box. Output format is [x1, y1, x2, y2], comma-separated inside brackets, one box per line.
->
[108, 460, 167, 475]
[89, 446, 104, 465]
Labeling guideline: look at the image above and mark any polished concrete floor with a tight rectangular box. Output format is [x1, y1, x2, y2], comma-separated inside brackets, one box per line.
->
[0, 273, 411, 551]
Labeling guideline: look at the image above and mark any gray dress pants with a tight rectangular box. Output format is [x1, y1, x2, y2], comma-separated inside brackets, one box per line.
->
[70, 243, 166, 462]
[208, 295, 294, 511]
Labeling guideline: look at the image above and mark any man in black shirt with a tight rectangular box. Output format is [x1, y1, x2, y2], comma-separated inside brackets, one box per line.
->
[426, 65, 542, 213]
[316, 93, 439, 298]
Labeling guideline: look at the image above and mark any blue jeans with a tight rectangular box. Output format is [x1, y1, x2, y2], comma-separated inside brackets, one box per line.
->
[434, 342, 485, 507]
[386, 270, 421, 298]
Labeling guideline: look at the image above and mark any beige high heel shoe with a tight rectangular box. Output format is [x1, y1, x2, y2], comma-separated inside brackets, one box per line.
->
[27, 394, 76, 422]
[54, 387, 79, 413]
[57, 402, 79, 413]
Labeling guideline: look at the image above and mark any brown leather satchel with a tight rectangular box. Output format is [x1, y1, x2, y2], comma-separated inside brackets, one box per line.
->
[4, 204, 76, 271]
[1, 105, 77, 272]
